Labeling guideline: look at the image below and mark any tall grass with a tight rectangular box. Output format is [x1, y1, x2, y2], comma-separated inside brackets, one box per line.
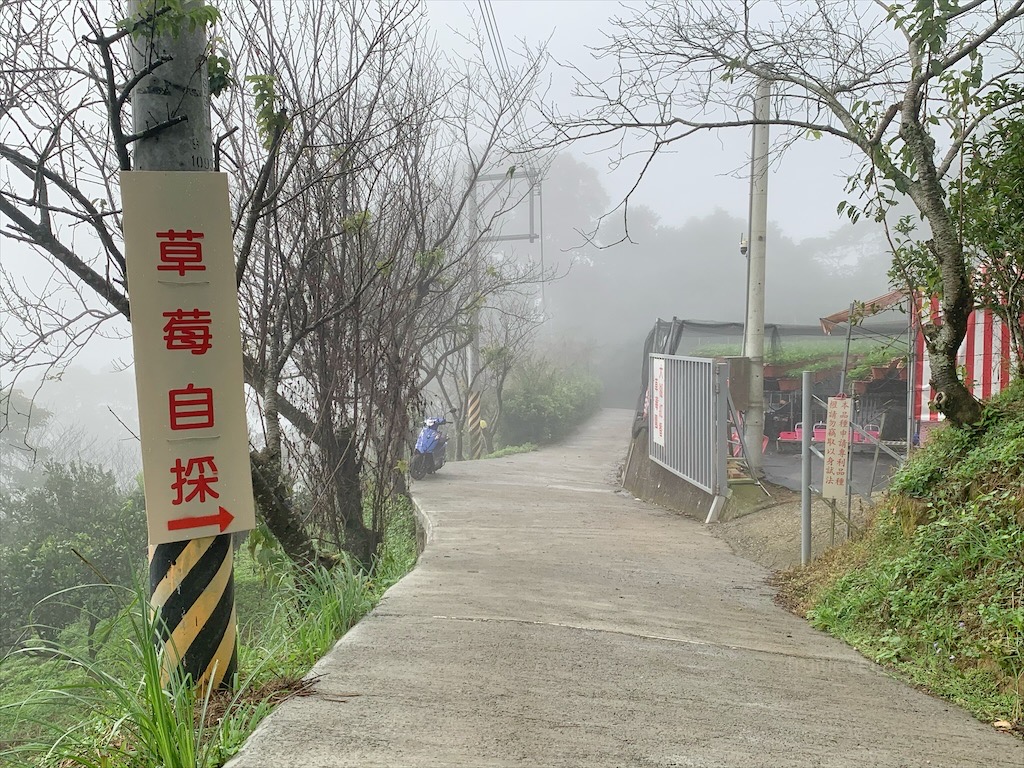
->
[242, 559, 374, 675]
[783, 382, 1024, 727]
[1, 500, 419, 767]
[1, 584, 229, 768]
[370, 494, 418, 591]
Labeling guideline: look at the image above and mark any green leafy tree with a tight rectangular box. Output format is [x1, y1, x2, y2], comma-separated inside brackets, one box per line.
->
[951, 106, 1024, 378]
[0, 462, 146, 650]
[545, 0, 1024, 425]
[500, 355, 602, 447]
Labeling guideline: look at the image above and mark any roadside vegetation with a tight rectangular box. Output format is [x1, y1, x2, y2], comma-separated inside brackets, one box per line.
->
[483, 443, 538, 459]
[775, 381, 1024, 733]
[0, 494, 418, 768]
[497, 357, 602, 448]
[483, 353, 601, 457]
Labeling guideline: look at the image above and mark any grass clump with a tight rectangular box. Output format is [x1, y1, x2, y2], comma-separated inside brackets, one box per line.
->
[1, 498, 419, 767]
[775, 381, 1024, 730]
[484, 443, 538, 459]
[1, 584, 256, 768]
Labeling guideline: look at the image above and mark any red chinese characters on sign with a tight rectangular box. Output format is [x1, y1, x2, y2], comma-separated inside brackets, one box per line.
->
[169, 384, 215, 430]
[170, 456, 220, 505]
[163, 309, 213, 354]
[823, 457, 846, 487]
[822, 396, 852, 499]
[156, 229, 206, 276]
[153, 224, 224, 521]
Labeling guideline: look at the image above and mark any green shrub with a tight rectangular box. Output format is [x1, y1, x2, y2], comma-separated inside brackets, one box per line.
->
[1, 494, 420, 766]
[805, 383, 1024, 725]
[499, 357, 602, 446]
[0, 463, 146, 650]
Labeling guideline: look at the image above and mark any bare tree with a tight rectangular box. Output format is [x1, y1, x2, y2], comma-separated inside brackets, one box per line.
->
[1, 0, 548, 565]
[421, 281, 543, 457]
[543, 0, 1024, 426]
[214, 0, 549, 564]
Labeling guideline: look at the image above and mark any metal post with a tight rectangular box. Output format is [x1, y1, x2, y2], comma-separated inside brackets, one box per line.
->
[906, 307, 916, 458]
[801, 371, 812, 566]
[838, 302, 855, 395]
[743, 80, 770, 475]
[868, 412, 887, 499]
[129, 0, 236, 690]
[845, 406, 854, 539]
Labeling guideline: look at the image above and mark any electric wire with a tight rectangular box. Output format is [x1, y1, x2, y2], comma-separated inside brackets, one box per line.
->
[476, 0, 546, 310]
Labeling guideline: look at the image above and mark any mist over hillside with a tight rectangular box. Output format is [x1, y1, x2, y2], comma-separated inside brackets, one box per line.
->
[503, 154, 896, 406]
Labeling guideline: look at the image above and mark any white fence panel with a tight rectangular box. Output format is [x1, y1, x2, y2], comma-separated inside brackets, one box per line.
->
[648, 355, 729, 499]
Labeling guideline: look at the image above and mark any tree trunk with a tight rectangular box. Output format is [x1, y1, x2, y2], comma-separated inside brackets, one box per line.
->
[923, 323, 982, 425]
[900, 111, 983, 427]
[327, 427, 374, 568]
[250, 449, 334, 571]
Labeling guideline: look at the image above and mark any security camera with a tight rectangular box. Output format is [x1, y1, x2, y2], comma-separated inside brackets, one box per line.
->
[739, 236, 748, 256]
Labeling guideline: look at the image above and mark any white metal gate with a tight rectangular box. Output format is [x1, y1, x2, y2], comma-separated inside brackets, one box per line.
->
[648, 355, 730, 521]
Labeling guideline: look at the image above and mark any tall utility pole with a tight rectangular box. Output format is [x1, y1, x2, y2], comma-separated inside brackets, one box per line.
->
[743, 80, 770, 475]
[127, 0, 238, 691]
[466, 178, 483, 460]
[464, 168, 542, 459]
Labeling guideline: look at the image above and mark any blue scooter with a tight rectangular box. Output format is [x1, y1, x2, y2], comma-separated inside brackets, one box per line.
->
[410, 415, 450, 479]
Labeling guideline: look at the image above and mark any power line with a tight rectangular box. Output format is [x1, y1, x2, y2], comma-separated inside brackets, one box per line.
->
[476, 0, 546, 307]
[481, 0, 512, 79]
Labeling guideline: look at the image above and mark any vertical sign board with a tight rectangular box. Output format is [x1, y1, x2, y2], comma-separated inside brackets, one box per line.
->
[651, 357, 666, 447]
[822, 395, 852, 500]
[121, 171, 255, 545]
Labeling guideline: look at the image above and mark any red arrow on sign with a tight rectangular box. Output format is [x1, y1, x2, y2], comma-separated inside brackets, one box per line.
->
[167, 506, 235, 533]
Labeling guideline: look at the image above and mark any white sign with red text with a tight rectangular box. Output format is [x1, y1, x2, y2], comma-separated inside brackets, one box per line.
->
[822, 395, 852, 500]
[121, 172, 255, 545]
[651, 357, 666, 447]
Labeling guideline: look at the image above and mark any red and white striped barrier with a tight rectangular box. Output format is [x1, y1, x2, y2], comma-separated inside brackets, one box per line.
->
[913, 296, 1013, 423]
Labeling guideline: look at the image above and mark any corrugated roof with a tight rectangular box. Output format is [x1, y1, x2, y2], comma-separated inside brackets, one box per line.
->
[820, 289, 908, 334]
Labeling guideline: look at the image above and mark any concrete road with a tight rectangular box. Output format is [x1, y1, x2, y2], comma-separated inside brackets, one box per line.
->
[227, 409, 1023, 768]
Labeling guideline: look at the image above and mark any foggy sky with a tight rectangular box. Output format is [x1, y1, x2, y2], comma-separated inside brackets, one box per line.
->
[425, 0, 864, 244]
[4, 1, 898, 435]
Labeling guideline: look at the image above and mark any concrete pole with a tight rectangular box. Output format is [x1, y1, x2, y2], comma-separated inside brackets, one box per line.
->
[466, 177, 483, 459]
[742, 80, 770, 474]
[801, 370, 812, 566]
[128, 0, 236, 690]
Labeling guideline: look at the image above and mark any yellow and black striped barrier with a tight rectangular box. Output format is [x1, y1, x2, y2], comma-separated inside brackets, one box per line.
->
[467, 391, 483, 459]
[150, 534, 236, 690]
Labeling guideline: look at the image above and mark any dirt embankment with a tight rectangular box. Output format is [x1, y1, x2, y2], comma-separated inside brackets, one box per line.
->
[712, 483, 875, 572]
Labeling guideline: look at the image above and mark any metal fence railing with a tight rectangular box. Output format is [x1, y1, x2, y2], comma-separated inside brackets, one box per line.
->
[648, 355, 729, 515]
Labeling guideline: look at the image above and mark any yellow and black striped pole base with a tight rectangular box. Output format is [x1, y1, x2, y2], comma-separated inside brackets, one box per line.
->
[467, 390, 483, 460]
[150, 534, 237, 691]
